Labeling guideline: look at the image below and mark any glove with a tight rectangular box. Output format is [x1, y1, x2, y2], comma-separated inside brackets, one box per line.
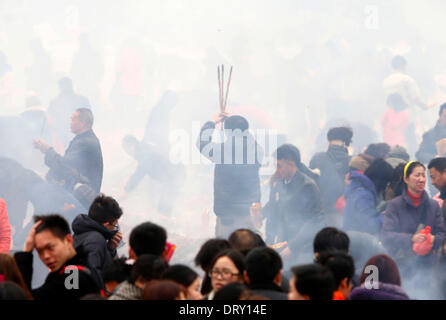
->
[413, 226, 433, 256]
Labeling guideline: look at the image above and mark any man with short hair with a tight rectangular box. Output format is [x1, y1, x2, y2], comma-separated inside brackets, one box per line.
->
[244, 247, 288, 300]
[33, 108, 103, 208]
[263, 144, 324, 265]
[310, 126, 353, 218]
[128, 221, 167, 260]
[228, 228, 265, 257]
[318, 251, 355, 300]
[72, 194, 123, 289]
[288, 264, 336, 300]
[14, 214, 99, 300]
[313, 227, 350, 261]
[428, 157, 446, 221]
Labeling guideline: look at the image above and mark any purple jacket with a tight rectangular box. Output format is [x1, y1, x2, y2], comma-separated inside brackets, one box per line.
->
[382, 190, 446, 257]
[348, 282, 410, 300]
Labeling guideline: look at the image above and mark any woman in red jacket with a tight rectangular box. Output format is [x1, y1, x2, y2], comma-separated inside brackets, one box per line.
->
[0, 198, 11, 253]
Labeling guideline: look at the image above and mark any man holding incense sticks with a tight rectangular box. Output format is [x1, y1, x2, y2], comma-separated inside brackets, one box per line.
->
[196, 112, 263, 237]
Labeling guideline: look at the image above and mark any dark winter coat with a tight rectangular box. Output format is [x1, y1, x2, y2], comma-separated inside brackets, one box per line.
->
[416, 121, 446, 163]
[263, 170, 324, 256]
[14, 250, 99, 300]
[72, 214, 117, 287]
[249, 283, 288, 300]
[197, 121, 262, 217]
[348, 282, 410, 300]
[343, 171, 382, 235]
[382, 190, 446, 266]
[45, 129, 103, 193]
[310, 144, 351, 213]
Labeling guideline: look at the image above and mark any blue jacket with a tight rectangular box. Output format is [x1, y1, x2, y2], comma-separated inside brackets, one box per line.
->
[343, 171, 382, 235]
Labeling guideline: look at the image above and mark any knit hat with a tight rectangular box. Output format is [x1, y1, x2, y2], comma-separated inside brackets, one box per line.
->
[349, 154, 370, 173]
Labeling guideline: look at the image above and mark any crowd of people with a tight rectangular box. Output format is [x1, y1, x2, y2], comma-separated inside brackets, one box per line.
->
[3, 52, 446, 301]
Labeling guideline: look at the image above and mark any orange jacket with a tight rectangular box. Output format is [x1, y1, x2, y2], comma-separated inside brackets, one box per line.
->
[0, 198, 11, 253]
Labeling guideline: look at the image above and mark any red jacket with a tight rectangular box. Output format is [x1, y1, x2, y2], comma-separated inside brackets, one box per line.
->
[0, 198, 11, 253]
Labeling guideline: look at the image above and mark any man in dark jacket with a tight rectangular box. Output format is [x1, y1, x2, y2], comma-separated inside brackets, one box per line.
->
[197, 113, 263, 237]
[14, 214, 100, 300]
[72, 194, 123, 290]
[310, 126, 353, 218]
[416, 103, 446, 164]
[263, 144, 325, 266]
[33, 108, 103, 208]
[244, 247, 288, 300]
[428, 157, 446, 222]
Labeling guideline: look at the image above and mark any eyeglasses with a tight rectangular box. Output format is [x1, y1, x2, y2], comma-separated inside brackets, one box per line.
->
[210, 268, 240, 280]
[109, 221, 120, 231]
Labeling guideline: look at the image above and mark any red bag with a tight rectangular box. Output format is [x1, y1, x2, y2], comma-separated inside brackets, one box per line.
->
[413, 226, 433, 256]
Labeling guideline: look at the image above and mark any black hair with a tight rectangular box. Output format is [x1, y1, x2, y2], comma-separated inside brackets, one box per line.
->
[404, 161, 425, 179]
[391, 55, 407, 70]
[313, 227, 350, 255]
[88, 194, 123, 224]
[365, 158, 394, 195]
[291, 264, 336, 300]
[162, 264, 198, 288]
[101, 257, 130, 284]
[129, 254, 168, 284]
[129, 221, 167, 257]
[327, 127, 353, 146]
[228, 229, 266, 257]
[317, 251, 355, 288]
[34, 214, 71, 240]
[194, 238, 231, 295]
[224, 115, 249, 132]
[213, 282, 249, 300]
[210, 249, 246, 279]
[245, 247, 282, 285]
[194, 238, 232, 271]
[428, 157, 446, 173]
[389, 163, 406, 198]
[275, 144, 301, 166]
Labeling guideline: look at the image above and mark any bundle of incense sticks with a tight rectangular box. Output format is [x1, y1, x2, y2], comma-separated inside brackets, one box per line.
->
[217, 64, 233, 113]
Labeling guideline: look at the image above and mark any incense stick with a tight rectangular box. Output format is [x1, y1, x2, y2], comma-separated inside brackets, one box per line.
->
[223, 66, 233, 112]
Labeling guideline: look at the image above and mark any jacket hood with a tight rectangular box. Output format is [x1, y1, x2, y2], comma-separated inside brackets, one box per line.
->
[401, 189, 429, 208]
[354, 282, 410, 300]
[72, 214, 115, 240]
[345, 170, 377, 198]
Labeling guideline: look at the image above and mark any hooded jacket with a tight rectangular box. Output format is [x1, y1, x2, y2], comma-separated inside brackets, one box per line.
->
[72, 214, 117, 287]
[416, 121, 446, 163]
[348, 282, 410, 300]
[343, 171, 382, 235]
[310, 144, 351, 213]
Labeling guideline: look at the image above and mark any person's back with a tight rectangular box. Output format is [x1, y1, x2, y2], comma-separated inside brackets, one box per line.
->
[343, 170, 380, 234]
[244, 247, 288, 300]
[197, 114, 263, 237]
